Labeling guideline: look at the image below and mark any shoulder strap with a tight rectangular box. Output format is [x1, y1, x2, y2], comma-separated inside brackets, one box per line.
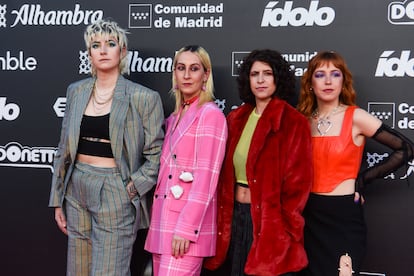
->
[340, 105, 357, 137]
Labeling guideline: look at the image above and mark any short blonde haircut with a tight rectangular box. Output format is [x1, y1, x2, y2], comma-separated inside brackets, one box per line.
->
[171, 45, 215, 113]
[84, 18, 129, 76]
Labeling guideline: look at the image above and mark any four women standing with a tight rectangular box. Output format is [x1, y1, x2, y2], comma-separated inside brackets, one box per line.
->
[50, 19, 413, 275]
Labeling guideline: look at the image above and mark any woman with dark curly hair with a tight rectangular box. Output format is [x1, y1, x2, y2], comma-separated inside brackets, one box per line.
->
[204, 49, 312, 276]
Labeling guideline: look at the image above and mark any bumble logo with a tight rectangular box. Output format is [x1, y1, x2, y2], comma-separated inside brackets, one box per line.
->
[0, 51, 37, 71]
[375, 50, 414, 77]
[261, 1, 335, 27]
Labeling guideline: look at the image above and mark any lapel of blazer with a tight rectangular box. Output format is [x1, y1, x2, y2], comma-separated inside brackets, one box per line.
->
[169, 99, 201, 151]
[109, 76, 129, 163]
[68, 78, 95, 161]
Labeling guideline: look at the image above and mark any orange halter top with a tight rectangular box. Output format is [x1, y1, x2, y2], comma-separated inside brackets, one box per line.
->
[311, 106, 365, 193]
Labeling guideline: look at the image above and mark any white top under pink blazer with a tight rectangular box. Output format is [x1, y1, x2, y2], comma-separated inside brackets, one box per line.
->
[145, 99, 227, 257]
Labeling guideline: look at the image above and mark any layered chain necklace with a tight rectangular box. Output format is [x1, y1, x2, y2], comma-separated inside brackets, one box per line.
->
[312, 105, 341, 136]
[92, 84, 115, 115]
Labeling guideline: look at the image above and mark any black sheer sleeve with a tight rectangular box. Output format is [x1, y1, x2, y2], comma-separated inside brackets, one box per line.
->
[355, 123, 414, 194]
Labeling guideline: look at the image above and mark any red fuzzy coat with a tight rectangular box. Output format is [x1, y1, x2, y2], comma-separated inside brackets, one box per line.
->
[204, 98, 313, 275]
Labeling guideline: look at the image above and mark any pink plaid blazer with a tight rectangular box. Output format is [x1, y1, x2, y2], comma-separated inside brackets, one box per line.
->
[145, 99, 227, 257]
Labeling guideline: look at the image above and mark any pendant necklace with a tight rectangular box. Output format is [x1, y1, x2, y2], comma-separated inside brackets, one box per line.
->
[312, 105, 341, 136]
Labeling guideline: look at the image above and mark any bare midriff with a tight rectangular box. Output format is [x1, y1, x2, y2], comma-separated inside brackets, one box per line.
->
[76, 153, 117, 168]
[314, 178, 356, 196]
[235, 185, 251, 203]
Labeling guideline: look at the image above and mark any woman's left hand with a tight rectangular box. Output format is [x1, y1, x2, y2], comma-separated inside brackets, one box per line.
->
[171, 235, 190, 258]
[353, 192, 365, 205]
[338, 253, 354, 276]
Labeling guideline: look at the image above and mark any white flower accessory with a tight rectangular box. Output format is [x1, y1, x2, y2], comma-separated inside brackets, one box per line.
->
[179, 171, 194, 182]
[170, 185, 184, 199]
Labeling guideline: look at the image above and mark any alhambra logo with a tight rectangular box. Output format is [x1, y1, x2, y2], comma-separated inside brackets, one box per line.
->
[5, 4, 103, 27]
[79, 50, 173, 74]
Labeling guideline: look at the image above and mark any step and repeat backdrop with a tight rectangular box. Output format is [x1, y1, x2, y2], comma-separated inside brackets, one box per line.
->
[1, 0, 414, 275]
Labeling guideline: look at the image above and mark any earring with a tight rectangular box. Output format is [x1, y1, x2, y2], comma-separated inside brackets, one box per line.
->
[310, 87, 313, 91]
[174, 84, 178, 90]
[202, 84, 206, 91]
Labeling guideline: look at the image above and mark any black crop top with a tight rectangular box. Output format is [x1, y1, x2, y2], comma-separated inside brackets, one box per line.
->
[77, 113, 114, 158]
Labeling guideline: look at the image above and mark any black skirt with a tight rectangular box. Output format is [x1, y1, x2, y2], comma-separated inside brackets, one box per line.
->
[301, 193, 367, 276]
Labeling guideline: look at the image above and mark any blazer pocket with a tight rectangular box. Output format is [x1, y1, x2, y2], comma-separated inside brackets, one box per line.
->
[169, 199, 186, 213]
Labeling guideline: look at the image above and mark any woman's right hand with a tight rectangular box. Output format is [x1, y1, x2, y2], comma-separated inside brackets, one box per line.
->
[171, 235, 190, 258]
[54, 207, 68, 235]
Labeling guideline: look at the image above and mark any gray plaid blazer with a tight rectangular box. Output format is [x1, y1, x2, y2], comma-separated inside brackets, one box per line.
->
[49, 75, 164, 229]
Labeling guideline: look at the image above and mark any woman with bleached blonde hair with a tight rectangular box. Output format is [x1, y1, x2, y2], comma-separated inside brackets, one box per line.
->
[145, 45, 227, 276]
[49, 18, 164, 276]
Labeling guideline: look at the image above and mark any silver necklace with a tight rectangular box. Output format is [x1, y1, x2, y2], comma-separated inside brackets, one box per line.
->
[91, 86, 114, 114]
[93, 84, 114, 104]
[312, 105, 341, 136]
[91, 96, 111, 114]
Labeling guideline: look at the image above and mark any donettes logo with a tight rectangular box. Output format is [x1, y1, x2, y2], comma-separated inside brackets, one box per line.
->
[0, 142, 56, 172]
[388, 0, 414, 25]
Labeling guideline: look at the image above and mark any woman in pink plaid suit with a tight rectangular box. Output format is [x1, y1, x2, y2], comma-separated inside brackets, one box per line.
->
[145, 45, 227, 276]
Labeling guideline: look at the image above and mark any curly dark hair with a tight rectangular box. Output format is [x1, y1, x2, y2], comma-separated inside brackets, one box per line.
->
[237, 49, 295, 105]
